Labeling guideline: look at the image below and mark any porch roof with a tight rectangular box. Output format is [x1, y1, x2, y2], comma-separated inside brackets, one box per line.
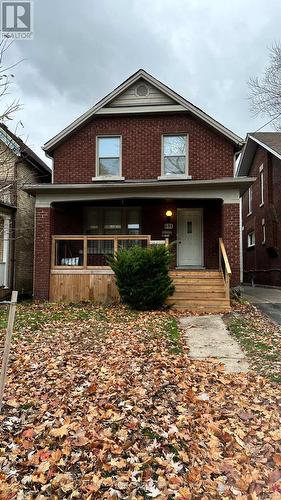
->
[24, 176, 256, 201]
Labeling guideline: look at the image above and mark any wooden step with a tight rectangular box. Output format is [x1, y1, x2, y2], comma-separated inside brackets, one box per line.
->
[167, 296, 229, 303]
[173, 284, 225, 292]
[167, 269, 229, 312]
[170, 305, 231, 313]
[172, 279, 225, 286]
[170, 292, 226, 299]
[170, 272, 222, 279]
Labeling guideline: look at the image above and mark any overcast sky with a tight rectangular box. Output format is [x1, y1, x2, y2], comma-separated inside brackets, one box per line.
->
[4, 0, 281, 164]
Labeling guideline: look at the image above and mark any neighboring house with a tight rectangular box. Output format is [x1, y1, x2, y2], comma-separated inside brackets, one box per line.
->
[0, 124, 51, 298]
[238, 132, 281, 287]
[27, 69, 254, 311]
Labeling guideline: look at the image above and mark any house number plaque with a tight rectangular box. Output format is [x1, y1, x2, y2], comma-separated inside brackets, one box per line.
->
[164, 223, 173, 230]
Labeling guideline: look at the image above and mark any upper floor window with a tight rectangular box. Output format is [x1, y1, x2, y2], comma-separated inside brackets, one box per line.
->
[162, 135, 188, 176]
[248, 231, 255, 248]
[259, 165, 264, 206]
[96, 136, 121, 178]
[248, 186, 252, 215]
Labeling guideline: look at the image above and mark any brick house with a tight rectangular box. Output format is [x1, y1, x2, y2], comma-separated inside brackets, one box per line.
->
[238, 132, 281, 287]
[27, 69, 254, 311]
[0, 124, 51, 298]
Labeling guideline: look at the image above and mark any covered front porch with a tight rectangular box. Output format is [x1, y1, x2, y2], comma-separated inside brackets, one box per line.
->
[48, 199, 231, 309]
[28, 177, 252, 310]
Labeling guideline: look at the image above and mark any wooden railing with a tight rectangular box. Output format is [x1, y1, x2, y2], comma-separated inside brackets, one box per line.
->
[52, 235, 168, 269]
[219, 237, 232, 298]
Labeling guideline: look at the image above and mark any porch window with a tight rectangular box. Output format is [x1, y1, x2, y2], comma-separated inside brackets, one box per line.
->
[162, 135, 187, 176]
[97, 136, 121, 177]
[84, 207, 141, 235]
[247, 231, 255, 248]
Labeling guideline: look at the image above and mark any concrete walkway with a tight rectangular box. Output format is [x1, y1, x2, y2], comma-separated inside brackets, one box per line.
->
[180, 315, 249, 373]
[243, 286, 281, 325]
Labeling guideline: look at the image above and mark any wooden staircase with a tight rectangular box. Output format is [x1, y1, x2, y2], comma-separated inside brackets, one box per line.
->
[167, 269, 230, 313]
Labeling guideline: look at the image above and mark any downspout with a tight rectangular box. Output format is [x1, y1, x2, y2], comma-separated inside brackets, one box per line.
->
[239, 197, 243, 284]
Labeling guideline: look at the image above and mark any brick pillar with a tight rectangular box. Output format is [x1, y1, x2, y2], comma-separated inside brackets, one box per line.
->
[222, 203, 240, 287]
[34, 207, 54, 300]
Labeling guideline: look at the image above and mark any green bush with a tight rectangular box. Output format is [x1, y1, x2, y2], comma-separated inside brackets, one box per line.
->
[108, 244, 175, 310]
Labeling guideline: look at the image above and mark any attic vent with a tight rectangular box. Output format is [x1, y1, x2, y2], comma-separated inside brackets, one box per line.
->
[136, 83, 149, 97]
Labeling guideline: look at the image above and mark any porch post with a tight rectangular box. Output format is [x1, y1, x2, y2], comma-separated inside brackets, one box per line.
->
[222, 202, 240, 287]
[34, 207, 54, 301]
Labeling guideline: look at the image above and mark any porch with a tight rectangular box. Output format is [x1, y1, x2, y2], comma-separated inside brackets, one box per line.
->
[28, 177, 251, 309]
[48, 199, 232, 311]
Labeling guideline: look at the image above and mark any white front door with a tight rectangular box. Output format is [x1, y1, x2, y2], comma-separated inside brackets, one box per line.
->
[177, 209, 203, 267]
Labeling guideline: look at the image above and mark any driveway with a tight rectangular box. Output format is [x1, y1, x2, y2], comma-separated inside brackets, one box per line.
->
[242, 285, 281, 325]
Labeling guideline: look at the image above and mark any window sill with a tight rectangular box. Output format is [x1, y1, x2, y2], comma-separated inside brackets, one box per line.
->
[92, 176, 125, 182]
[247, 244, 255, 249]
[157, 175, 192, 181]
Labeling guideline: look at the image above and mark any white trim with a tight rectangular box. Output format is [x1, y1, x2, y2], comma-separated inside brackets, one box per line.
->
[249, 135, 281, 161]
[161, 134, 189, 178]
[96, 135, 122, 179]
[92, 176, 125, 182]
[43, 69, 243, 153]
[96, 105, 185, 115]
[177, 208, 204, 267]
[237, 134, 281, 177]
[157, 175, 192, 180]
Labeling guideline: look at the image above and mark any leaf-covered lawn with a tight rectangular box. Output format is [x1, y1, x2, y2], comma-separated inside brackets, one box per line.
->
[225, 302, 281, 385]
[0, 303, 280, 499]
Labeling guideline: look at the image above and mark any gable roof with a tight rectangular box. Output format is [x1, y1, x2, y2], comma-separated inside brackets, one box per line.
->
[43, 69, 243, 155]
[237, 132, 281, 176]
[0, 123, 51, 175]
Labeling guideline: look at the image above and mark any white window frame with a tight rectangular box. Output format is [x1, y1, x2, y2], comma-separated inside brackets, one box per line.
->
[262, 218, 266, 245]
[158, 133, 191, 180]
[247, 231, 255, 248]
[93, 135, 124, 181]
[248, 186, 252, 215]
[259, 164, 264, 207]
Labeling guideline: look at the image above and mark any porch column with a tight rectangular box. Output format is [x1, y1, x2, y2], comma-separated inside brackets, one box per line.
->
[222, 203, 240, 287]
[34, 207, 54, 300]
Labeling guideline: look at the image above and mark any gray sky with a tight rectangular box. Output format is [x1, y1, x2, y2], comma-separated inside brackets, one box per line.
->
[5, 0, 281, 164]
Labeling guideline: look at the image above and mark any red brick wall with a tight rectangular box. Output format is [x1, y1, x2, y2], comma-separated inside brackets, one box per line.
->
[34, 207, 54, 300]
[222, 203, 240, 286]
[242, 146, 281, 286]
[53, 114, 235, 183]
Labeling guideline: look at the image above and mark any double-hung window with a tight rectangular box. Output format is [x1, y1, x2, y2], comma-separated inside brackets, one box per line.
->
[248, 186, 253, 215]
[259, 165, 264, 206]
[96, 136, 122, 178]
[248, 231, 255, 248]
[262, 218, 266, 245]
[162, 135, 188, 176]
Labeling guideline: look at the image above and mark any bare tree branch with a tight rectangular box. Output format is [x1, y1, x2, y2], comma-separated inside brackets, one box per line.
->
[248, 42, 281, 130]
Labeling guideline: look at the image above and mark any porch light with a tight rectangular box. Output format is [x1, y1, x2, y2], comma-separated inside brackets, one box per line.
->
[166, 210, 173, 217]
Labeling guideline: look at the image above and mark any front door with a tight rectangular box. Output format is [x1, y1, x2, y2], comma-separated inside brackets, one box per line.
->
[177, 209, 203, 267]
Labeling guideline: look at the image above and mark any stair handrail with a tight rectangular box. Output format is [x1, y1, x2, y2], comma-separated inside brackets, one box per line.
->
[219, 238, 232, 297]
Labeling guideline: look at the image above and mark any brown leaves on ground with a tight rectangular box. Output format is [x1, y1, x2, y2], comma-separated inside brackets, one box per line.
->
[226, 301, 281, 384]
[0, 303, 280, 499]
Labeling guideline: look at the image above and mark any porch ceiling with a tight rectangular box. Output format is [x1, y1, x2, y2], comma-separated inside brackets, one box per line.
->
[26, 177, 255, 208]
